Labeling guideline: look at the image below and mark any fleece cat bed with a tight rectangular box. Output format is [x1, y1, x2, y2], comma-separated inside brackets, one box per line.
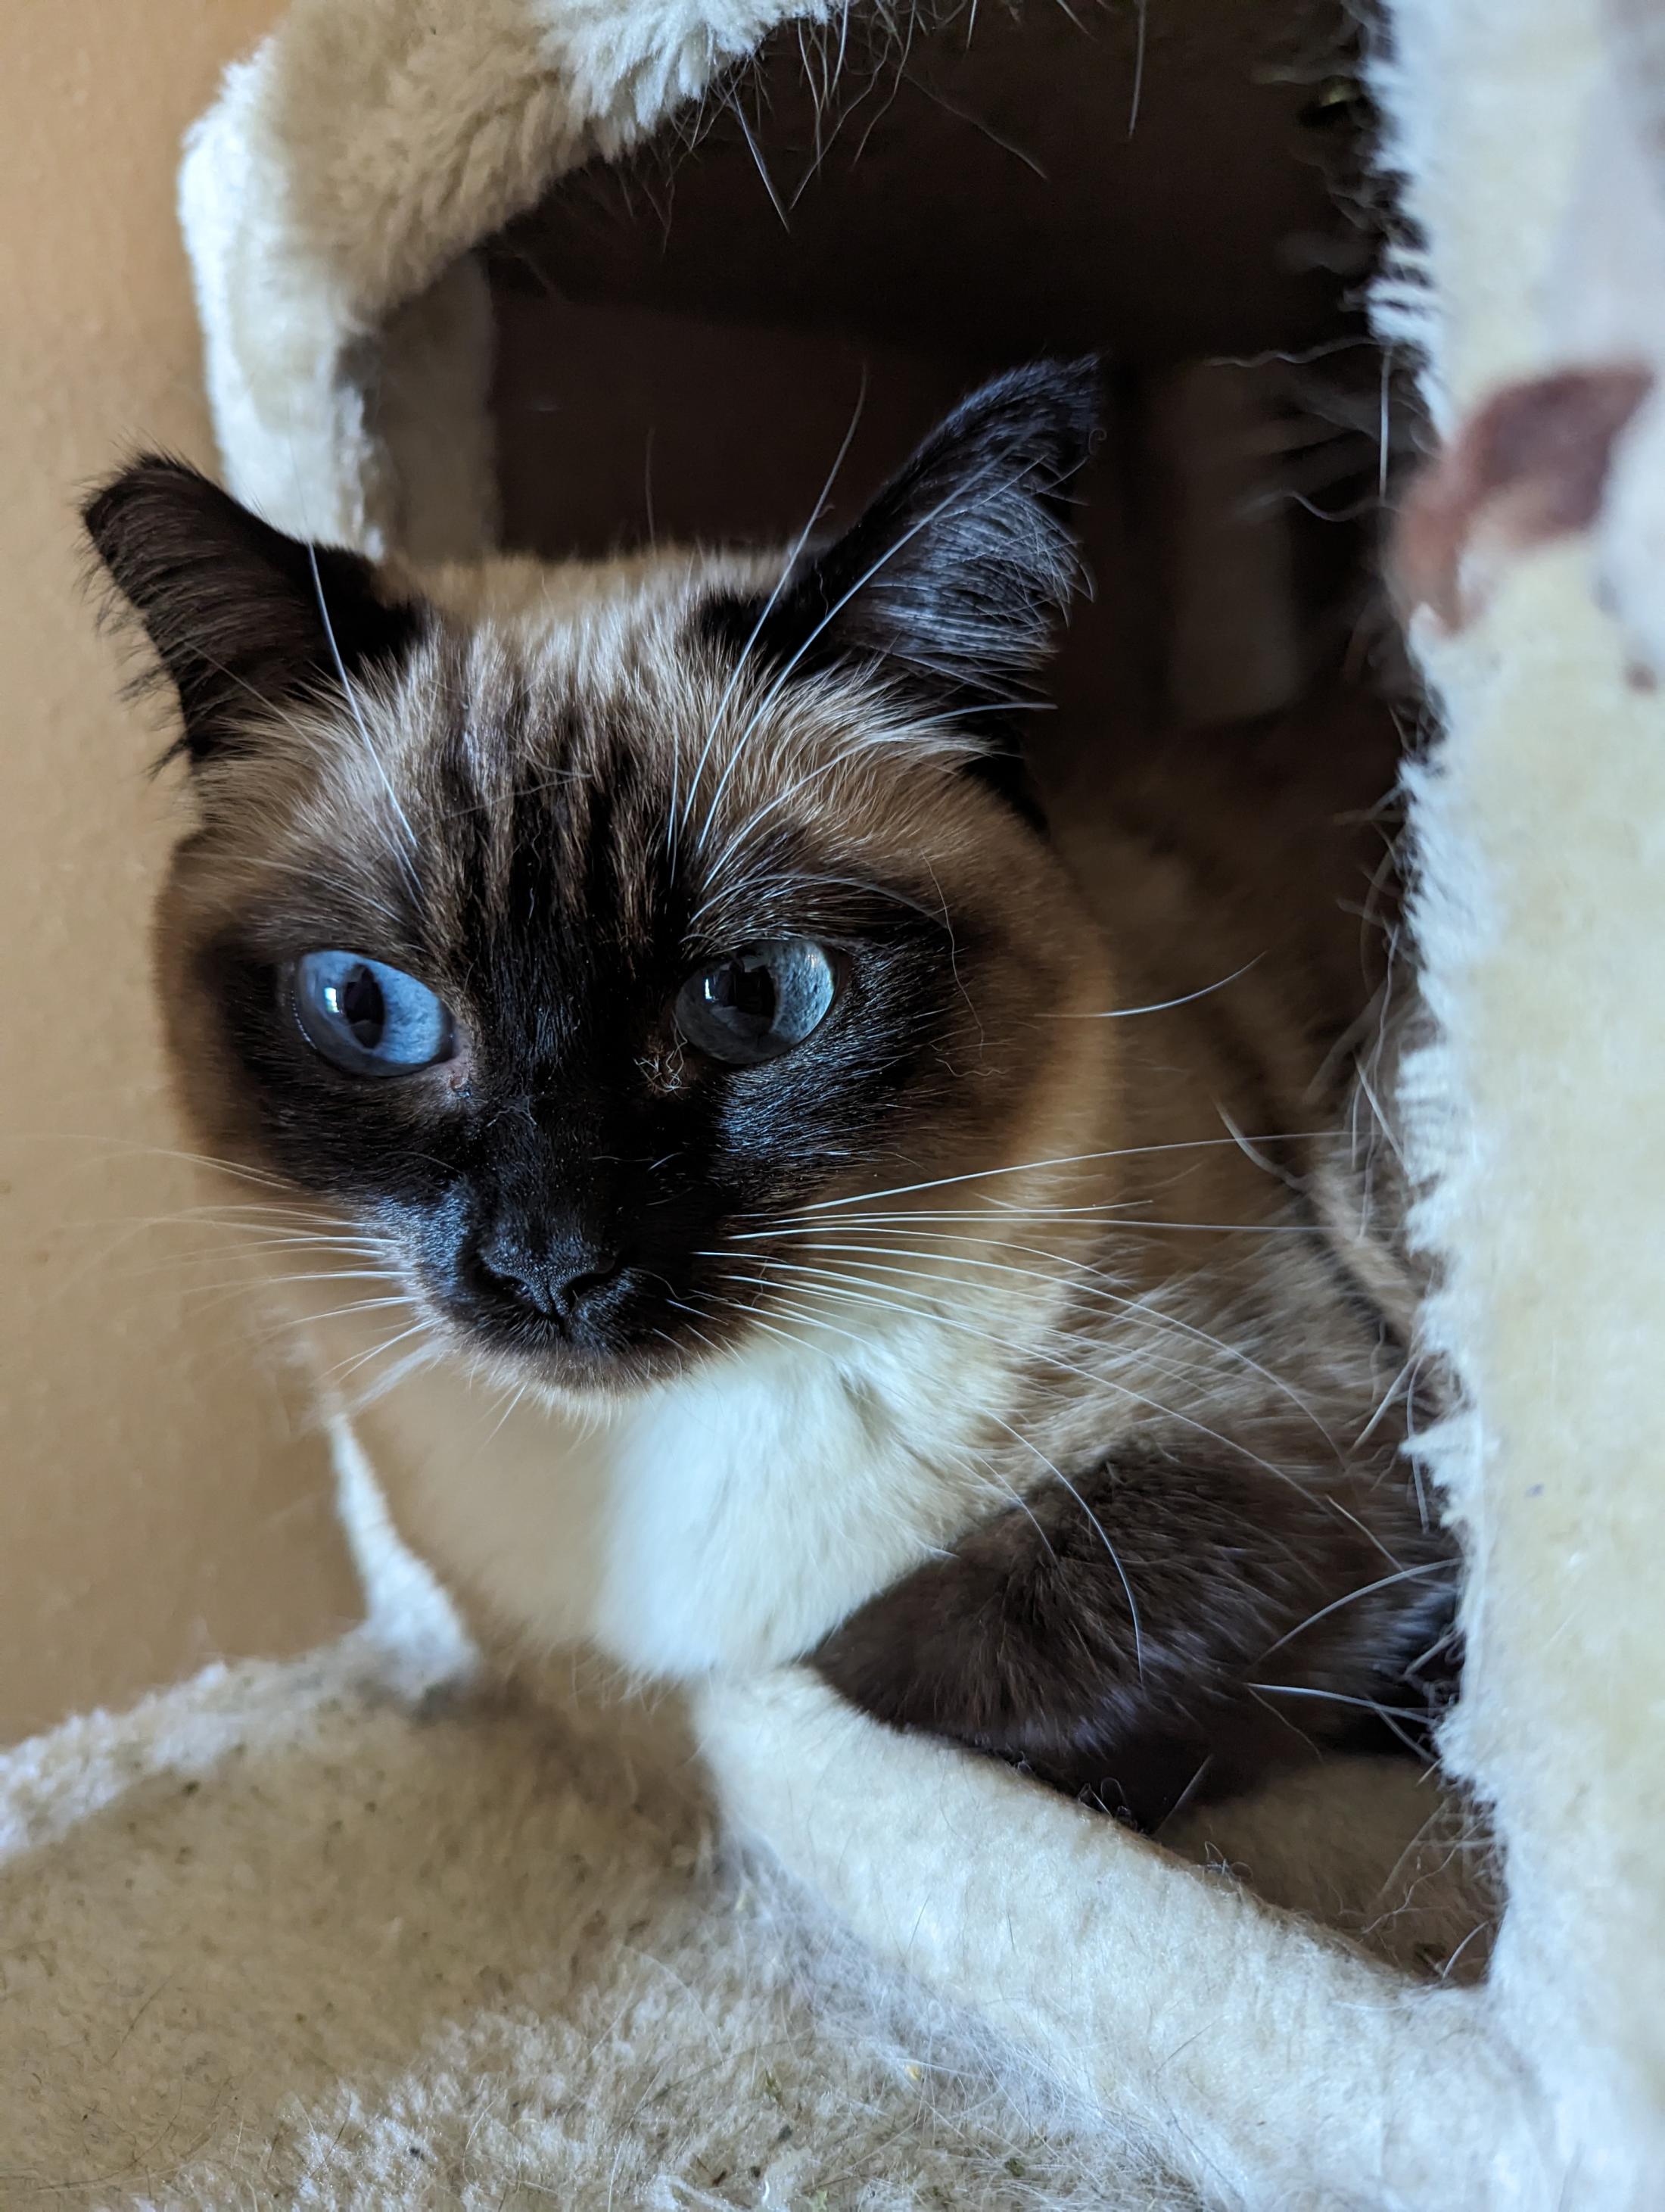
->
[8, 0, 1665, 2203]
[0, 1513, 1493, 2209]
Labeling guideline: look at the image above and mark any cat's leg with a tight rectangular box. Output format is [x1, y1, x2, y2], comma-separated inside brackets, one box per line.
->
[812, 1441, 1455, 1828]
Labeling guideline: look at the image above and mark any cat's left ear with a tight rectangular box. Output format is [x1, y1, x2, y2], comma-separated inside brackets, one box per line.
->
[726, 358, 1101, 711]
[82, 456, 421, 767]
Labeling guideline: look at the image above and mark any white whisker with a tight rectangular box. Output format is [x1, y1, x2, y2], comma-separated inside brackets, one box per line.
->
[716, 1255, 1400, 1563]
[1249, 1680, 1432, 1735]
[179, 1267, 403, 1303]
[1050, 956, 1264, 1020]
[677, 372, 869, 850]
[1257, 1560, 1452, 1659]
[761, 1132, 1340, 1216]
[738, 1229, 1341, 1453]
[715, 1255, 1268, 1475]
[695, 447, 1069, 868]
[324, 1318, 434, 1388]
[303, 541, 423, 903]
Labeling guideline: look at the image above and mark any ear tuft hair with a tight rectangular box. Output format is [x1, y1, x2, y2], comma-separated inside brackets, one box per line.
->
[82, 456, 422, 766]
[711, 358, 1102, 715]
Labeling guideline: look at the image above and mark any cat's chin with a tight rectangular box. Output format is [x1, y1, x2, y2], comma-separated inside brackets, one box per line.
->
[440, 1316, 714, 1407]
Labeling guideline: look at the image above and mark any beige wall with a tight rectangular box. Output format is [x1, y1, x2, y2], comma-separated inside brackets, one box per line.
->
[0, 5, 362, 1744]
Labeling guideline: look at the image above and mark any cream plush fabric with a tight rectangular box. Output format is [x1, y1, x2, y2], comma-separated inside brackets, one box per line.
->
[0, 1560, 1493, 2209]
[179, 0, 835, 562]
[2, 1625, 1180, 2210]
[10, 0, 1663, 2202]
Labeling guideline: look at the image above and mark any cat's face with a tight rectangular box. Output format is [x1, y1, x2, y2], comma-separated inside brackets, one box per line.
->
[89, 365, 1113, 1398]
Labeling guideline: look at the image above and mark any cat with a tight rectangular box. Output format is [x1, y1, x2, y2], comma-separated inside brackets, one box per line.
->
[84, 360, 1455, 1829]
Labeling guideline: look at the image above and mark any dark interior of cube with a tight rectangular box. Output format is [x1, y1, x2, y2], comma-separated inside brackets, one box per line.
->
[485, 0, 1408, 957]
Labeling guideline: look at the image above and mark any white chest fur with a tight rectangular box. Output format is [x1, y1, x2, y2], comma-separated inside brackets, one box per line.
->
[344, 1307, 1004, 1678]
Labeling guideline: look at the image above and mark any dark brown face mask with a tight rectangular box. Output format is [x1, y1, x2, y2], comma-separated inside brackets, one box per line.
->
[85, 364, 1100, 1394]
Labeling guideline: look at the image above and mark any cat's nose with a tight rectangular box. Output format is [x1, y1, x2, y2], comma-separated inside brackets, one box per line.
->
[472, 1226, 623, 1325]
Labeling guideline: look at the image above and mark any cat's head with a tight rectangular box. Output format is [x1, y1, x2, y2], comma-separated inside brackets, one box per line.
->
[86, 363, 1116, 1398]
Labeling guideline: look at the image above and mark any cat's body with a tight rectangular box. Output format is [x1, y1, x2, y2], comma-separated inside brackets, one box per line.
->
[87, 363, 1454, 1829]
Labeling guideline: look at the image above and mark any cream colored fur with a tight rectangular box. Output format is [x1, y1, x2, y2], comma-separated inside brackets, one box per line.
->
[9, 0, 1662, 2204]
[346, 1306, 1036, 1678]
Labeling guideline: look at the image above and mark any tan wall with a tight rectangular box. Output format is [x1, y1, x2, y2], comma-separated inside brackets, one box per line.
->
[0, 5, 362, 1745]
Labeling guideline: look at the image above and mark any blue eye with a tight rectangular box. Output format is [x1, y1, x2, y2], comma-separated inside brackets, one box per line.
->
[292, 951, 455, 1076]
[674, 939, 840, 1065]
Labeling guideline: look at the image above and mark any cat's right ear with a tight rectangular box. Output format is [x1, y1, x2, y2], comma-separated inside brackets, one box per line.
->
[82, 456, 422, 766]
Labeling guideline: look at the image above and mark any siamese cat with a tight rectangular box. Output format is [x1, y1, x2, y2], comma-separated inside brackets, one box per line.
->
[85, 362, 1455, 1827]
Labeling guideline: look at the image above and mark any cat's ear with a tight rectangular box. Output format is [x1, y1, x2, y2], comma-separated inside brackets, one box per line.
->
[736, 359, 1101, 708]
[82, 456, 422, 765]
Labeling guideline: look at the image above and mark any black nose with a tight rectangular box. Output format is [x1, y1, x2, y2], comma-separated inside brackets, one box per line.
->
[472, 1228, 623, 1325]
